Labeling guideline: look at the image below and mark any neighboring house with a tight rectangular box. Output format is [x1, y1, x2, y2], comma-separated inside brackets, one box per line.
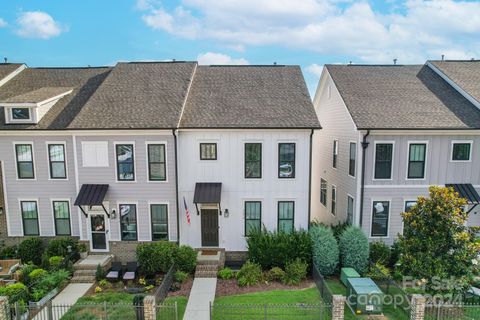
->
[311, 60, 480, 244]
[0, 61, 319, 261]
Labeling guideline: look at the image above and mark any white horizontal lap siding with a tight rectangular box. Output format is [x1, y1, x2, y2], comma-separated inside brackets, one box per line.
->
[177, 130, 311, 251]
[311, 70, 359, 226]
[76, 134, 178, 242]
[0, 135, 77, 237]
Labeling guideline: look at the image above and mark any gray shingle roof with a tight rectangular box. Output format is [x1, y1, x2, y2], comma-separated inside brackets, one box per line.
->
[180, 65, 320, 128]
[0, 64, 23, 81]
[68, 62, 197, 129]
[429, 60, 480, 105]
[326, 64, 480, 130]
[0, 67, 111, 129]
[2, 87, 73, 103]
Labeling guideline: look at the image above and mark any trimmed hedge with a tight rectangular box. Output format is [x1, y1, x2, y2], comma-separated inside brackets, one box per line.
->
[175, 245, 197, 274]
[310, 225, 339, 276]
[136, 242, 197, 276]
[18, 238, 44, 265]
[339, 226, 369, 274]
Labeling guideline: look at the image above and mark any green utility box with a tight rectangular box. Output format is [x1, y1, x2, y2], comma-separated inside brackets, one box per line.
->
[340, 267, 360, 286]
[347, 278, 384, 315]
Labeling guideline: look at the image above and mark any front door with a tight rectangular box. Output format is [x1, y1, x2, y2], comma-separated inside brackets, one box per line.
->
[201, 209, 219, 247]
[90, 214, 108, 251]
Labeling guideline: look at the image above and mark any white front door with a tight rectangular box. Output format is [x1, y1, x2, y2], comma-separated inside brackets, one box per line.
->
[89, 213, 110, 252]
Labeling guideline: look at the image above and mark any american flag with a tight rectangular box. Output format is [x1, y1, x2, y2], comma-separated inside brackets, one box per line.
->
[183, 197, 191, 225]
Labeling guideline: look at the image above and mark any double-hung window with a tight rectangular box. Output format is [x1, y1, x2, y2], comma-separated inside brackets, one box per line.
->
[245, 143, 262, 178]
[15, 144, 34, 179]
[278, 201, 294, 233]
[200, 143, 217, 160]
[349, 142, 356, 177]
[116, 144, 135, 181]
[147, 144, 166, 181]
[120, 204, 137, 241]
[48, 144, 67, 179]
[278, 143, 295, 178]
[408, 143, 426, 179]
[320, 179, 327, 206]
[151, 204, 168, 241]
[374, 143, 393, 179]
[245, 201, 261, 236]
[451, 141, 472, 161]
[347, 196, 354, 225]
[53, 201, 71, 235]
[404, 201, 417, 213]
[371, 201, 390, 237]
[333, 140, 338, 168]
[21, 201, 39, 236]
[331, 186, 337, 215]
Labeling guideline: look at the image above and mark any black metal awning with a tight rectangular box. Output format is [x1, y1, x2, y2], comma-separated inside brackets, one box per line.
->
[74, 184, 110, 218]
[446, 184, 480, 213]
[193, 182, 222, 215]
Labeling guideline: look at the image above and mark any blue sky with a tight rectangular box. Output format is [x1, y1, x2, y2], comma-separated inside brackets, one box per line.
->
[1, 0, 479, 95]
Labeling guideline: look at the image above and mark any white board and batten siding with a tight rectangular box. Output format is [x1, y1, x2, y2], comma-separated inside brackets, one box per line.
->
[177, 130, 312, 251]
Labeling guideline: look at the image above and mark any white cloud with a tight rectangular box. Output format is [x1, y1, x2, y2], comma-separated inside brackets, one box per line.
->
[0, 18, 7, 28]
[306, 64, 324, 78]
[139, 0, 480, 63]
[197, 52, 249, 65]
[15, 11, 65, 39]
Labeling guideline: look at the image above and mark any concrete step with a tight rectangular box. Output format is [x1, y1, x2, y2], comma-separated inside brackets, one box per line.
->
[71, 275, 96, 283]
[74, 269, 96, 276]
[195, 264, 218, 271]
[197, 259, 220, 266]
[194, 271, 218, 278]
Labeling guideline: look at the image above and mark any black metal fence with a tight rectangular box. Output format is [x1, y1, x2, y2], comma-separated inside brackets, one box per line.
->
[157, 302, 178, 320]
[153, 264, 176, 304]
[210, 303, 332, 320]
[312, 262, 334, 305]
[425, 303, 480, 320]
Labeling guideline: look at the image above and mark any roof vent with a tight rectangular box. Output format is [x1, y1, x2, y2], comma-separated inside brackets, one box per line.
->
[3, 58, 6, 64]
[274, 62, 277, 66]
[393, 58, 397, 65]
[471, 58, 475, 61]
[441, 54, 445, 61]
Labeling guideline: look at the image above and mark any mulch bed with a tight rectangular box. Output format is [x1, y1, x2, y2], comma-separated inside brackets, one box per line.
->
[216, 278, 315, 296]
[167, 276, 193, 297]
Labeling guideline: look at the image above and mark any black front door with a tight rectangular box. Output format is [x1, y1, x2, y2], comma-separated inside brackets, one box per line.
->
[201, 209, 219, 246]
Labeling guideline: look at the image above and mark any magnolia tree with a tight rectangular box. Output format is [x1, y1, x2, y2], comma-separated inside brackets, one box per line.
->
[399, 186, 480, 294]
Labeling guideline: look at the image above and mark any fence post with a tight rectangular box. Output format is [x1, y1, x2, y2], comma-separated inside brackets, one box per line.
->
[47, 300, 53, 320]
[104, 301, 108, 320]
[0, 297, 8, 320]
[410, 294, 426, 320]
[143, 296, 156, 320]
[174, 301, 178, 320]
[332, 295, 346, 320]
[209, 301, 212, 320]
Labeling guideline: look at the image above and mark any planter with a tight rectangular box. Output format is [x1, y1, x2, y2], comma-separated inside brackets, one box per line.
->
[28, 287, 59, 308]
[80, 252, 88, 259]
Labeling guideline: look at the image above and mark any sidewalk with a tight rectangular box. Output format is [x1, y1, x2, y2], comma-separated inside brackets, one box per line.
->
[183, 278, 217, 320]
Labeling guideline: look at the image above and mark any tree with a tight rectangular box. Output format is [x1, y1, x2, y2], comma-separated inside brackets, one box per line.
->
[399, 186, 480, 294]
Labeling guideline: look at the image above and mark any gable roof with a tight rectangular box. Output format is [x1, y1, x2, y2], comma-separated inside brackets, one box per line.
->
[428, 60, 480, 105]
[0, 64, 23, 81]
[68, 62, 197, 129]
[0, 67, 111, 130]
[326, 64, 480, 130]
[179, 65, 320, 129]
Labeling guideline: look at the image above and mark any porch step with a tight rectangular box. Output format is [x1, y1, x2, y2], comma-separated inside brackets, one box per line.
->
[73, 269, 96, 277]
[195, 264, 218, 271]
[70, 275, 96, 283]
[194, 264, 218, 278]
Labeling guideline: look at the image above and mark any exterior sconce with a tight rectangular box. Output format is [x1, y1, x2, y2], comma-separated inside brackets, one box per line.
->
[0, 207, 3, 215]
[224, 209, 229, 218]
[111, 209, 117, 219]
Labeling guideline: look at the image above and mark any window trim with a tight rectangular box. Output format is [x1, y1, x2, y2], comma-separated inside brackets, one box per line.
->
[14, 142, 36, 180]
[278, 142, 296, 179]
[450, 140, 473, 163]
[406, 141, 428, 180]
[244, 142, 262, 179]
[149, 202, 170, 241]
[244, 201, 262, 237]
[332, 140, 338, 169]
[19, 199, 40, 236]
[349, 142, 356, 177]
[114, 142, 136, 182]
[51, 199, 72, 236]
[118, 202, 138, 241]
[199, 143, 217, 160]
[320, 178, 327, 207]
[402, 199, 417, 235]
[277, 201, 295, 233]
[10, 107, 32, 122]
[372, 141, 395, 181]
[146, 142, 167, 182]
[370, 199, 391, 238]
[46, 142, 68, 180]
[331, 185, 337, 216]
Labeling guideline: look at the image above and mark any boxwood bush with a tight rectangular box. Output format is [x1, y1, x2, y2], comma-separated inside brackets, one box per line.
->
[136, 242, 197, 276]
[18, 238, 44, 265]
[310, 225, 339, 276]
[174, 245, 197, 274]
[339, 226, 369, 274]
[247, 229, 312, 270]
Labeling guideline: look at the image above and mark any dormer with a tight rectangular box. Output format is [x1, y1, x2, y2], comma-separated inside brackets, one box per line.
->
[2, 87, 73, 124]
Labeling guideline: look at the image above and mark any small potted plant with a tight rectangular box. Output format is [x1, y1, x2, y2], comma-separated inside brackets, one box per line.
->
[79, 243, 88, 259]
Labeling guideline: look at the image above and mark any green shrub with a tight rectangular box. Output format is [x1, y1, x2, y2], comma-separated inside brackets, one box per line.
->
[339, 226, 369, 274]
[31, 269, 70, 301]
[95, 264, 106, 281]
[46, 238, 79, 260]
[0, 283, 29, 303]
[237, 261, 263, 287]
[29, 268, 48, 281]
[332, 222, 349, 241]
[369, 241, 391, 265]
[282, 259, 307, 285]
[265, 267, 285, 282]
[48, 256, 64, 270]
[174, 245, 197, 274]
[0, 245, 18, 259]
[19, 263, 37, 286]
[365, 262, 391, 280]
[18, 238, 44, 265]
[247, 229, 312, 270]
[310, 225, 339, 276]
[389, 241, 401, 268]
[218, 267, 235, 280]
[136, 241, 177, 276]
[174, 270, 189, 283]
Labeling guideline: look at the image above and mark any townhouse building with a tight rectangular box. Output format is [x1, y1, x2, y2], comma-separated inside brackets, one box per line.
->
[311, 60, 480, 244]
[0, 61, 319, 261]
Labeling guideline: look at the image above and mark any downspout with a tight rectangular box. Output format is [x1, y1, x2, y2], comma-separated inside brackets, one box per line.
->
[359, 130, 370, 227]
[307, 129, 314, 229]
[172, 129, 180, 244]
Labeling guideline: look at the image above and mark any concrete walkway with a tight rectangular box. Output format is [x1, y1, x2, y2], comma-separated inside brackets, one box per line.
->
[33, 283, 93, 320]
[183, 278, 217, 320]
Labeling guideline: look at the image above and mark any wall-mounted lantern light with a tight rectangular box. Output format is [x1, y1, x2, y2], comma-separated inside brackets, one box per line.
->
[0, 207, 3, 215]
[224, 208, 229, 218]
[111, 209, 117, 219]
